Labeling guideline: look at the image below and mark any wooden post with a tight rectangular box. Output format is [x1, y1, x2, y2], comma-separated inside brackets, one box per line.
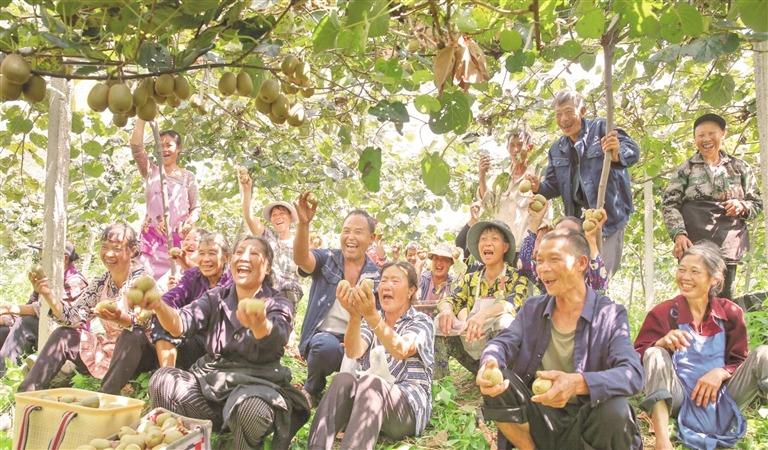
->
[644, 179, 655, 311]
[755, 40, 768, 261]
[39, 76, 72, 346]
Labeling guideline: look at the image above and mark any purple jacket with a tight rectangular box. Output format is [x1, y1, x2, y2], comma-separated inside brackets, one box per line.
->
[162, 267, 233, 309]
[481, 289, 644, 406]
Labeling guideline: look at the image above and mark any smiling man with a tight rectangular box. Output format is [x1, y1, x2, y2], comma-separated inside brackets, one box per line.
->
[433, 220, 529, 380]
[476, 228, 643, 450]
[292, 193, 380, 407]
[525, 89, 640, 282]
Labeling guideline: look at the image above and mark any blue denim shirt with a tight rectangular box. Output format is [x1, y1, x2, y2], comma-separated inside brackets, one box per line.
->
[538, 118, 640, 236]
[297, 248, 380, 359]
[482, 288, 644, 406]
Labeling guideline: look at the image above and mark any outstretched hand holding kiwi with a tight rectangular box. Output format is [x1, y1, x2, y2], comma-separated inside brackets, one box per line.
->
[476, 358, 509, 396]
[294, 191, 318, 224]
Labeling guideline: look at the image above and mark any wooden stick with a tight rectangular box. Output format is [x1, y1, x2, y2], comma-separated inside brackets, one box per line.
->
[149, 121, 178, 277]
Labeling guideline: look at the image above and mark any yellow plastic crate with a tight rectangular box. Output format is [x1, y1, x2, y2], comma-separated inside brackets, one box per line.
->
[13, 388, 144, 450]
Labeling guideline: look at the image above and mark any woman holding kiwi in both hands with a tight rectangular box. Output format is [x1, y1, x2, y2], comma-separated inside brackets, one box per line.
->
[308, 262, 434, 450]
[130, 118, 201, 282]
[145, 235, 310, 449]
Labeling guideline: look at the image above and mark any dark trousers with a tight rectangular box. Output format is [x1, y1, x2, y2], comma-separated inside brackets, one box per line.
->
[0, 315, 39, 377]
[304, 332, 344, 396]
[19, 327, 157, 394]
[723, 264, 737, 302]
[100, 328, 159, 394]
[482, 372, 641, 450]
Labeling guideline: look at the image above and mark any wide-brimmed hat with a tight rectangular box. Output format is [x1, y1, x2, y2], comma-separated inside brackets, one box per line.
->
[693, 113, 726, 131]
[262, 201, 298, 223]
[467, 220, 516, 266]
[28, 241, 79, 262]
[428, 242, 455, 261]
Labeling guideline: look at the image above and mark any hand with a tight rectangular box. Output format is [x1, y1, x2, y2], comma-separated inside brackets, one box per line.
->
[478, 155, 491, 177]
[692, 368, 729, 408]
[525, 174, 540, 193]
[294, 191, 318, 225]
[532, 370, 581, 408]
[460, 311, 486, 342]
[583, 208, 608, 242]
[527, 197, 548, 229]
[236, 303, 267, 329]
[476, 358, 509, 397]
[655, 329, 693, 352]
[237, 166, 252, 190]
[722, 199, 746, 217]
[0, 302, 10, 315]
[167, 274, 180, 290]
[673, 234, 693, 259]
[355, 281, 377, 317]
[437, 307, 458, 336]
[600, 130, 620, 162]
[92, 307, 122, 323]
[469, 202, 482, 225]
[337, 282, 361, 317]
[29, 274, 52, 298]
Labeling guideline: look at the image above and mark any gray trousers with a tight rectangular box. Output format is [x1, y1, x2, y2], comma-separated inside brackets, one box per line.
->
[641, 345, 768, 414]
[308, 372, 416, 450]
[0, 315, 38, 377]
[602, 226, 625, 282]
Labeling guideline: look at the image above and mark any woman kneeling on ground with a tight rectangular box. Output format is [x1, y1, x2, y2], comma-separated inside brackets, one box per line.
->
[308, 261, 434, 450]
[145, 235, 310, 449]
[21, 223, 154, 394]
[634, 241, 768, 450]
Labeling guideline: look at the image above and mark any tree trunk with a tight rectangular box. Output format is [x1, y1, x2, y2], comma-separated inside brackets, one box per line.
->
[755, 40, 768, 261]
[39, 77, 72, 346]
[644, 180, 655, 311]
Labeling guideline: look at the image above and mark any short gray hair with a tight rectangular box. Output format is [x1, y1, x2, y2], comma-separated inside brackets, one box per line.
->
[552, 89, 584, 110]
[681, 241, 726, 298]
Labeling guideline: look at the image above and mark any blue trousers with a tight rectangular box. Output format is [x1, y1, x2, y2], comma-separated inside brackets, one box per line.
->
[303, 332, 344, 396]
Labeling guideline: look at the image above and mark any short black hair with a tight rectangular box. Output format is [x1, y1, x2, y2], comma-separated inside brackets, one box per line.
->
[540, 228, 590, 275]
[159, 130, 182, 147]
[344, 209, 375, 233]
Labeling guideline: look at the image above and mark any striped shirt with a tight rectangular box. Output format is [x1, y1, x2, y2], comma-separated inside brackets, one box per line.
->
[359, 307, 434, 435]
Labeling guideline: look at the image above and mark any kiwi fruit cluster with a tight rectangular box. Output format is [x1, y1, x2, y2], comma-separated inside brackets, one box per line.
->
[1, 54, 47, 103]
[76, 411, 192, 450]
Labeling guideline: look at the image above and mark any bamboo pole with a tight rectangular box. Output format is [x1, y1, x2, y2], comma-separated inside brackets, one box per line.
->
[148, 122, 178, 277]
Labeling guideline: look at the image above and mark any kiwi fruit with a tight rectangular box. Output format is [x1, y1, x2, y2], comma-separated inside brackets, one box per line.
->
[1, 54, 31, 85]
[236, 72, 253, 96]
[294, 61, 310, 80]
[136, 98, 157, 121]
[218, 72, 237, 96]
[258, 79, 280, 103]
[132, 83, 148, 108]
[532, 377, 552, 395]
[108, 83, 133, 114]
[281, 55, 299, 76]
[286, 103, 305, 127]
[166, 95, 181, 108]
[154, 74, 175, 97]
[126, 288, 144, 307]
[0, 76, 22, 101]
[483, 367, 503, 386]
[255, 96, 272, 115]
[300, 87, 314, 98]
[519, 179, 532, 193]
[268, 113, 286, 124]
[30, 263, 45, 280]
[22, 75, 46, 103]
[87, 83, 110, 112]
[173, 76, 190, 100]
[282, 82, 297, 95]
[270, 94, 289, 118]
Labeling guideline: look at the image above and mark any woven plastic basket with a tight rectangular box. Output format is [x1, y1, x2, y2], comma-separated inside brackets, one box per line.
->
[13, 387, 144, 450]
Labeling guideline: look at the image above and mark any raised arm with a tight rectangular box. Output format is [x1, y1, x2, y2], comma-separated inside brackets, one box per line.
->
[237, 168, 265, 236]
[130, 118, 151, 179]
[293, 191, 318, 273]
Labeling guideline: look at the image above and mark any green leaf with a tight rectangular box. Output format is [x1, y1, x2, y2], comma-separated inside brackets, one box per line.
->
[499, 29, 523, 52]
[739, 0, 768, 32]
[29, 132, 47, 149]
[575, 9, 605, 39]
[312, 13, 340, 53]
[82, 141, 102, 157]
[678, 3, 704, 37]
[137, 42, 172, 72]
[414, 94, 441, 114]
[681, 33, 740, 63]
[368, 0, 390, 37]
[558, 40, 583, 60]
[83, 161, 104, 178]
[428, 90, 472, 135]
[700, 74, 735, 108]
[8, 116, 33, 135]
[181, 0, 220, 15]
[580, 52, 596, 71]
[453, 14, 478, 33]
[369, 100, 410, 134]
[421, 152, 451, 195]
[338, 126, 352, 146]
[358, 146, 381, 192]
[661, 3, 703, 43]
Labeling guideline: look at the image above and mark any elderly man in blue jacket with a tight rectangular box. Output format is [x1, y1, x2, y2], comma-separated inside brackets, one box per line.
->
[477, 228, 644, 450]
[527, 89, 640, 281]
